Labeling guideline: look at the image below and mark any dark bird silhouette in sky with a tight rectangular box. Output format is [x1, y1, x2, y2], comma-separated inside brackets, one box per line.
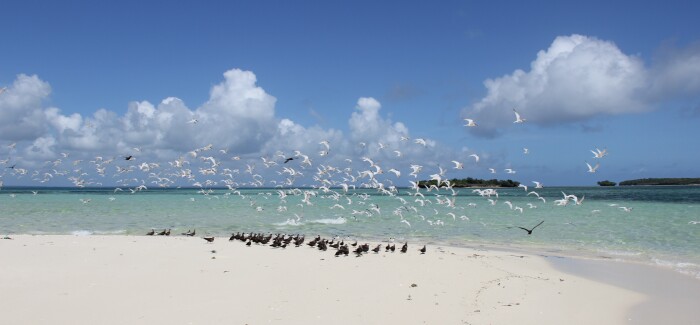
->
[517, 220, 545, 235]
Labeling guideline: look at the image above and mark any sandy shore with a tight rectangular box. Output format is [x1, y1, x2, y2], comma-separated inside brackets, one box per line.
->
[0, 235, 697, 324]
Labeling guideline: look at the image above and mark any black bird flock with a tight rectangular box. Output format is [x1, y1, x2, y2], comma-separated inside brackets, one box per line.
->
[146, 229, 428, 257]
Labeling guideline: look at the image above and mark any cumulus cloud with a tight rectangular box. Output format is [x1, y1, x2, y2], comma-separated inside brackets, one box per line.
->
[6, 69, 280, 161]
[195, 69, 277, 153]
[463, 34, 700, 137]
[0, 74, 53, 140]
[262, 118, 344, 159]
[1, 69, 481, 186]
[349, 97, 412, 151]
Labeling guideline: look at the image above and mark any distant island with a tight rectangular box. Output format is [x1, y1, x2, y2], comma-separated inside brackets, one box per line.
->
[418, 177, 520, 188]
[619, 178, 700, 186]
[597, 180, 617, 186]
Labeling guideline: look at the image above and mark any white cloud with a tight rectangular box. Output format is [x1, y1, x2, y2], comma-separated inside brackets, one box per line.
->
[464, 34, 650, 136]
[0, 74, 52, 140]
[4, 69, 281, 160]
[24, 136, 58, 161]
[263, 118, 344, 159]
[1, 70, 481, 186]
[349, 97, 413, 153]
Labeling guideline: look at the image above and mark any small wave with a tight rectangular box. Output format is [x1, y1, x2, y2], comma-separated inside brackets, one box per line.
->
[273, 219, 303, 226]
[308, 217, 347, 225]
[652, 258, 700, 279]
[652, 258, 698, 269]
[597, 249, 642, 257]
[71, 230, 93, 236]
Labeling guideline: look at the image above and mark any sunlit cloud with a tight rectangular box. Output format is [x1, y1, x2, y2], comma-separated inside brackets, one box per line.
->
[462, 34, 700, 137]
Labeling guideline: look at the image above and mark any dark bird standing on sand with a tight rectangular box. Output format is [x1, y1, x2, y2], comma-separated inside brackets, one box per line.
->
[335, 245, 349, 257]
[419, 245, 426, 254]
[516, 220, 544, 235]
[187, 229, 196, 237]
[146, 229, 155, 236]
[400, 242, 408, 253]
[372, 244, 381, 253]
[203, 236, 215, 243]
[353, 245, 364, 256]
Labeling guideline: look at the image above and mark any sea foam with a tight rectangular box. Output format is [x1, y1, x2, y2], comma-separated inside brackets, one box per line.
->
[308, 217, 347, 225]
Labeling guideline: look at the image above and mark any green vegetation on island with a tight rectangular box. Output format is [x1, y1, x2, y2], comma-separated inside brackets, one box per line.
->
[418, 177, 520, 188]
[619, 178, 700, 186]
[597, 180, 617, 186]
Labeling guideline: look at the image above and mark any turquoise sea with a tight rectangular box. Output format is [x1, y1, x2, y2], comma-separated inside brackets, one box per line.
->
[1, 185, 699, 279]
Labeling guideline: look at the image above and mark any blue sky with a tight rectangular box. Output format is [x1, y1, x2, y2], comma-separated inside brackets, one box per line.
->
[1, 0, 699, 187]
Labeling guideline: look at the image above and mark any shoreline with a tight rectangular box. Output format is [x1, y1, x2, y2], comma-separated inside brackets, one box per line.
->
[7, 229, 700, 281]
[549, 256, 700, 325]
[2, 234, 698, 324]
[273, 233, 700, 283]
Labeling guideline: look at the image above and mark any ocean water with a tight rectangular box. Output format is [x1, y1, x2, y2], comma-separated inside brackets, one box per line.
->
[1, 185, 699, 279]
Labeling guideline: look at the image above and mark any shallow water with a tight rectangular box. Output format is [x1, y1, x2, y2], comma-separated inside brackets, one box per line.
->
[1, 186, 699, 279]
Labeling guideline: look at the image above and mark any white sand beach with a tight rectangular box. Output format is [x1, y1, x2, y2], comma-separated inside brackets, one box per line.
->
[1, 235, 698, 325]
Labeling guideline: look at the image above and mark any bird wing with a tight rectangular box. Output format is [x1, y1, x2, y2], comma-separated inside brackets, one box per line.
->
[531, 220, 545, 230]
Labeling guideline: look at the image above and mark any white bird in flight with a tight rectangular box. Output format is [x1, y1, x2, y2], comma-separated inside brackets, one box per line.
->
[463, 118, 477, 127]
[319, 140, 330, 152]
[451, 161, 463, 169]
[414, 138, 428, 147]
[469, 154, 480, 163]
[591, 148, 608, 159]
[586, 162, 600, 173]
[513, 108, 526, 123]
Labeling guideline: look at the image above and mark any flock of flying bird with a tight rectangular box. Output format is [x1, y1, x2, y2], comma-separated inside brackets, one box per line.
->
[0, 91, 619, 237]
